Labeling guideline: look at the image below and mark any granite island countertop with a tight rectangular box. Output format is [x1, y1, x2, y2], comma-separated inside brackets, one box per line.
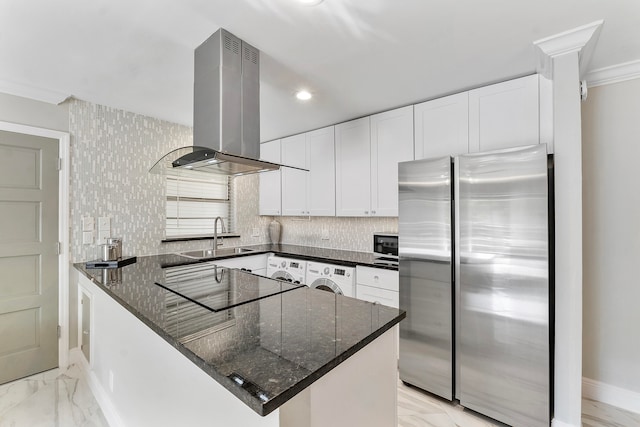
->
[74, 255, 405, 416]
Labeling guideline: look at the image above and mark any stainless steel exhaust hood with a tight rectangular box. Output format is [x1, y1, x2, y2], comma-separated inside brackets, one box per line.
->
[150, 28, 305, 177]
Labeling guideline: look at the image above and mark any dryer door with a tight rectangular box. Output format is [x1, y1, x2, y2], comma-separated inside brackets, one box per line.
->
[310, 278, 343, 295]
[271, 271, 294, 282]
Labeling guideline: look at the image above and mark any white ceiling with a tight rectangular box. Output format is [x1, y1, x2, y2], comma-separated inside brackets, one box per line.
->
[1, 0, 639, 141]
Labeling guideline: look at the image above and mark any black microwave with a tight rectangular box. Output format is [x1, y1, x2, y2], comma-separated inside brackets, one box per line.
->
[373, 233, 398, 259]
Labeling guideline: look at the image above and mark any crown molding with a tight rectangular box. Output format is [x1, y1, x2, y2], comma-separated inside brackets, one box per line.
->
[0, 79, 70, 105]
[533, 20, 604, 79]
[586, 59, 640, 88]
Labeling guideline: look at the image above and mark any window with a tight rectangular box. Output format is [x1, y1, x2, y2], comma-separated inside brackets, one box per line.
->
[165, 171, 233, 239]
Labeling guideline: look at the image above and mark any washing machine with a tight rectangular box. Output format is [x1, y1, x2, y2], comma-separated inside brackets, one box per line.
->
[306, 261, 355, 297]
[266, 255, 306, 284]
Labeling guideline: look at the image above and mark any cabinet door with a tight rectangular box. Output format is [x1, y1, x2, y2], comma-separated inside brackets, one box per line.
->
[414, 92, 469, 159]
[307, 126, 336, 216]
[259, 140, 281, 216]
[370, 106, 414, 217]
[336, 117, 371, 217]
[281, 134, 308, 216]
[469, 75, 539, 153]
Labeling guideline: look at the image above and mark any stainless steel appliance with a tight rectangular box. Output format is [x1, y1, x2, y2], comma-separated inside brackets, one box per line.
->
[398, 144, 552, 427]
[150, 28, 307, 177]
[373, 232, 399, 268]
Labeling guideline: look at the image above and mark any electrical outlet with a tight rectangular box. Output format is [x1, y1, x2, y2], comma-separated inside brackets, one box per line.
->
[109, 370, 114, 393]
[82, 217, 94, 232]
[321, 228, 330, 241]
[98, 217, 111, 231]
[98, 230, 111, 244]
[82, 231, 94, 245]
[251, 228, 260, 237]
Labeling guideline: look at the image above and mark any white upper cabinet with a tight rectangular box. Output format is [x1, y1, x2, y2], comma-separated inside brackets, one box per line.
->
[414, 92, 469, 159]
[469, 74, 539, 153]
[259, 139, 281, 216]
[281, 126, 335, 216]
[370, 106, 414, 216]
[307, 126, 336, 216]
[335, 117, 371, 217]
[281, 134, 307, 216]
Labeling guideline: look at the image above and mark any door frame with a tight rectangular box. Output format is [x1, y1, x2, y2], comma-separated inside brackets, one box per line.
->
[0, 120, 71, 370]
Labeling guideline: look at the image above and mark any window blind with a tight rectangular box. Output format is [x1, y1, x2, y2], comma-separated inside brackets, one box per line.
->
[165, 171, 233, 238]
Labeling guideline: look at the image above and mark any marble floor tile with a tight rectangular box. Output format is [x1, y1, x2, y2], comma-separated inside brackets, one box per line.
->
[0, 364, 108, 427]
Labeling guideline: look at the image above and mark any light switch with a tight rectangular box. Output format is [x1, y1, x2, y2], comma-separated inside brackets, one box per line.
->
[82, 217, 94, 232]
[98, 217, 111, 231]
[98, 230, 111, 244]
[82, 231, 94, 245]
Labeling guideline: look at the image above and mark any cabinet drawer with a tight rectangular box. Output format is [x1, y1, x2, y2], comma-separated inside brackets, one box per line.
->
[356, 284, 399, 309]
[356, 266, 399, 292]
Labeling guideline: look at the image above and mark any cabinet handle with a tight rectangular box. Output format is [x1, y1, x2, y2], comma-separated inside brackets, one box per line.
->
[364, 211, 369, 215]
[372, 210, 376, 215]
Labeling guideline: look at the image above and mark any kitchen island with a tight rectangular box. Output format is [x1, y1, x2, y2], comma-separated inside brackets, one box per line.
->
[73, 255, 404, 427]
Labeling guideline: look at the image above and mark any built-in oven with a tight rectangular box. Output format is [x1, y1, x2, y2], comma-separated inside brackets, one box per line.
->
[373, 233, 398, 267]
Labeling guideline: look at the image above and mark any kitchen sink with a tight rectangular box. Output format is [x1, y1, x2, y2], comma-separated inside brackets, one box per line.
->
[176, 247, 255, 259]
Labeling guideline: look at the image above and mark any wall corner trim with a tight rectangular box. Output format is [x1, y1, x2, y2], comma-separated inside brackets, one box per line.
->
[585, 59, 640, 88]
[0, 79, 71, 105]
[582, 377, 640, 415]
[533, 20, 604, 80]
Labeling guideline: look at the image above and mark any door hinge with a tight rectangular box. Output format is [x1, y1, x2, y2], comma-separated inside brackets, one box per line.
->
[57, 325, 61, 339]
[56, 242, 62, 255]
[57, 157, 62, 171]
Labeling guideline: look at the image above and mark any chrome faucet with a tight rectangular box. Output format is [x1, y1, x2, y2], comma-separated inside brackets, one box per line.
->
[213, 216, 226, 252]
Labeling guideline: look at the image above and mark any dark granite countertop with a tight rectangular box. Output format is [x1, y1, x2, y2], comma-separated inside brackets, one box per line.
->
[159, 243, 398, 271]
[74, 255, 405, 416]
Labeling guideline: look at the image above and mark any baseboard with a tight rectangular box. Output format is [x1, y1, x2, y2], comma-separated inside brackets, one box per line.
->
[583, 376, 640, 415]
[70, 347, 125, 427]
[551, 419, 580, 427]
[586, 59, 640, 88]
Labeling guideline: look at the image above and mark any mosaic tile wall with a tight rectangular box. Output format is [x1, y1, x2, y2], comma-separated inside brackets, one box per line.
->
[69, 99, 195, 262]
[69, 99, 396, 262]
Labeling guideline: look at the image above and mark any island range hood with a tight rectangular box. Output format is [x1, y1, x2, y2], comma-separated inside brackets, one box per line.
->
[150, 28, 304, 177]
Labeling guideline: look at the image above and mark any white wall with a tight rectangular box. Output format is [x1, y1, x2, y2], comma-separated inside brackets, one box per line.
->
[582, 77, 640, 394]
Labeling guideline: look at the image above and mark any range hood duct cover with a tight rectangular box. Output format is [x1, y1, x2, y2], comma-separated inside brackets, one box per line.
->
[150, 28, 301, 177]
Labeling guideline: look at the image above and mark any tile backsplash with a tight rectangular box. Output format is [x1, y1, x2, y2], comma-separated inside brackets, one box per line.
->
[69, 100, 396, 261]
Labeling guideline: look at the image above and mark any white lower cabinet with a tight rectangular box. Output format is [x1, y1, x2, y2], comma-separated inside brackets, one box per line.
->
[355, 266, 399, 309]
[212, 254, 268, 273]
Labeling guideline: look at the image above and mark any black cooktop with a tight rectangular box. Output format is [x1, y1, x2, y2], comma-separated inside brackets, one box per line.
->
[154, 261, 303, 312]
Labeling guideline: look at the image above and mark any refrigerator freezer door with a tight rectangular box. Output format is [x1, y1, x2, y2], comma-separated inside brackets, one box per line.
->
[398, 156, 453, 400]
[458, 144, 550, 427]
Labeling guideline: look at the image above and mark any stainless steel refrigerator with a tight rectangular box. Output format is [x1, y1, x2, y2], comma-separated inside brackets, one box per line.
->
[398, 144, 552, 427]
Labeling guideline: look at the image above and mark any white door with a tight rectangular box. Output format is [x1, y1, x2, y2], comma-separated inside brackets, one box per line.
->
[281, 134, 308, 216]
[335, 117, 371, 217]
[259, 140, 281, 216]
[469, 75, 539, 153]
[0, 130, 59, 384]
[370, 106, 414, 217]
[307, 126, 335, 216]
[414, 92, 469, 159]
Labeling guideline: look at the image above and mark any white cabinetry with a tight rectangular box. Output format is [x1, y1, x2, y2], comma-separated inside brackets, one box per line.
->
[414, 92, 469, 159]
[307, 127, 336, 216]
[212, 253, 269, 276]
[281, 126, 335, 216]
[281, 134, 307, 216]
[370, 106, 414, 216]
[355, 266, 399, 309]
[469, 74, 540, 153]
[259, 140, 281, 216]
[335, 117, 371, 217]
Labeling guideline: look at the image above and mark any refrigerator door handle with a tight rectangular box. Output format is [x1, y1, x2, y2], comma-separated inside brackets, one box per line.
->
[453, 156, 461, 401]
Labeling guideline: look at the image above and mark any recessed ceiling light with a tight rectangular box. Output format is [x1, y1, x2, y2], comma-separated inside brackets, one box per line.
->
[298, 0, 324, 6]
[296, 90, 313, 101]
